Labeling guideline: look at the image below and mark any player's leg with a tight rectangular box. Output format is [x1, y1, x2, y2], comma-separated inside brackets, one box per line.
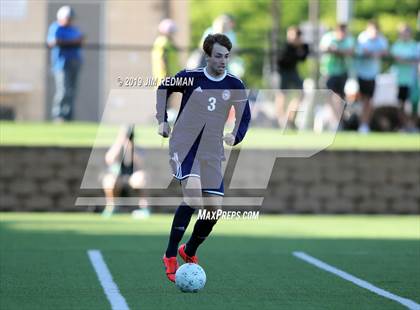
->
[165, 176, 202, 258]
[163, 152, 201, 282]
[165, 151, 202, 256]
[182, 193, 222, 260]
[182, 159, 224, 259]
[102, 173, 121, 216]
[163, 176, 201, 282]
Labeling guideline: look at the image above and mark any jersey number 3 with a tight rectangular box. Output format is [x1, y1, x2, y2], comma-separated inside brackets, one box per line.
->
[208, 97, 216, 111]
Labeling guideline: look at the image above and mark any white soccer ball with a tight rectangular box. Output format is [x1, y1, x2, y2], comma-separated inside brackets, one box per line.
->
[175, 263, 206, 293]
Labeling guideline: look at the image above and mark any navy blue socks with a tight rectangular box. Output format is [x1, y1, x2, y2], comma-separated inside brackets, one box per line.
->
[185, 218, 218, 257]
[165, 203, 195, 257]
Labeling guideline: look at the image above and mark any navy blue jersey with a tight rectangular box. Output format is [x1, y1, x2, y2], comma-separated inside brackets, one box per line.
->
[156, 67, 251, 161]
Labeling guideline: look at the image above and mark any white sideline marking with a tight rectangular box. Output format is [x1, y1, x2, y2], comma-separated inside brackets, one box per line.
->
[87, 249, 130, 310]
[293, 251, 420, 310]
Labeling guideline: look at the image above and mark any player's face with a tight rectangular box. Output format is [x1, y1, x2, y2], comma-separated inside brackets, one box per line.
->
[207, 43, 230, 76]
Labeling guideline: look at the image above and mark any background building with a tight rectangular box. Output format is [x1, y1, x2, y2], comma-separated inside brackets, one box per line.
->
[0, 0, 189, 121]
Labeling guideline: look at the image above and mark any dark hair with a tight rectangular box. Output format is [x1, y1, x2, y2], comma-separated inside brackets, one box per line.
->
[337, 24, 347, 32]
[202, 33, 232, 56]
[288, 26, 302, 37]
[367, 19, 378, 29]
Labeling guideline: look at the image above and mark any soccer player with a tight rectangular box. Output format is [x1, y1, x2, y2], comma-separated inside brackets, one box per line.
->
[156, 33, 251, 282]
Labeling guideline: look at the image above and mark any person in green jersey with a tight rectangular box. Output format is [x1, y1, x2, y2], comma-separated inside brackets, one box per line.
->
[152, 19, 180, 82]
[391, 24, 420, 130]
[320, 24, 354, 99]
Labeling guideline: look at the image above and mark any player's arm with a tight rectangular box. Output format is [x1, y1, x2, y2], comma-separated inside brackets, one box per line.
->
[224, 85, 251, 146]
[156, 87, 171, 137]
[155, 70, 187, 137]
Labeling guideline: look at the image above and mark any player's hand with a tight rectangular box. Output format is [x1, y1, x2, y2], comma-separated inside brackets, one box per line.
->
[158, 122, 171, 138]
[223, 133, 235, 146]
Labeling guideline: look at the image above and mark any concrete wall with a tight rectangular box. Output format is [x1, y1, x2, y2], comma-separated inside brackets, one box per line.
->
[0, 147, 419, 214]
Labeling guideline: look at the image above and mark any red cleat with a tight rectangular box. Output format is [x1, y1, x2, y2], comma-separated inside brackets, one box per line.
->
[178, 244, 199, 264]
[162, 255, 178, 282]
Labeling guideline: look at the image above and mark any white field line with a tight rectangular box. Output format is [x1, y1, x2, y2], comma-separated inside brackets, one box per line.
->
[293, 251, 420, 310]
[87, 249, 130, 310]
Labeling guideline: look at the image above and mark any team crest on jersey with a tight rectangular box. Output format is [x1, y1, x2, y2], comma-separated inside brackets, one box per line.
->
[222, 89, 231, 101]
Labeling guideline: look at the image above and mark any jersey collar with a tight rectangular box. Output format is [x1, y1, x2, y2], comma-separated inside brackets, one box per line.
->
[204, 66, 227, 82]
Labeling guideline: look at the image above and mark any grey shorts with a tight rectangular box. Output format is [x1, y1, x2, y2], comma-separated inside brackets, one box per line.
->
[169, 151, 224, 196]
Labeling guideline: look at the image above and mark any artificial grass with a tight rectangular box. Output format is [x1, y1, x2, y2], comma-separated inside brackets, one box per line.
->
[1, 213, 419, 310]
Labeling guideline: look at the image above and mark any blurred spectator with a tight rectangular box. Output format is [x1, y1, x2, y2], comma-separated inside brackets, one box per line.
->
[152, 19, 180, 81]
[200, 14, 237, 48]
[275, 26, 309, 129]
[391, 24, 420, 131]
[411, 42, 420, 122]
[152, 19, 181, 124]
[277, 26, 309, 90]
[102, 125, 149, 218]
[317, 24, 355, 132]
[188, 14, 245, 78]
[47, 6, 84, 122]
[354, 20, 388, 133]
[320, 24, 354, 99]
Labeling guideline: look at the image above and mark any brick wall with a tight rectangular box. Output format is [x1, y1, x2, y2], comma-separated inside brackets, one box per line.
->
[0, 147, 419, 213]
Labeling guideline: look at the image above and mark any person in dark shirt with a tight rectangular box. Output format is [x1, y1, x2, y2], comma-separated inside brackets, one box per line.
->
[276, 26, 309, 129]
[156, 34, 251, 283]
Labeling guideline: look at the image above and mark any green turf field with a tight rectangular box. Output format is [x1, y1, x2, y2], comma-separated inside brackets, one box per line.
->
[1, 121, 419, 150]
[1, 213, 419, 310]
